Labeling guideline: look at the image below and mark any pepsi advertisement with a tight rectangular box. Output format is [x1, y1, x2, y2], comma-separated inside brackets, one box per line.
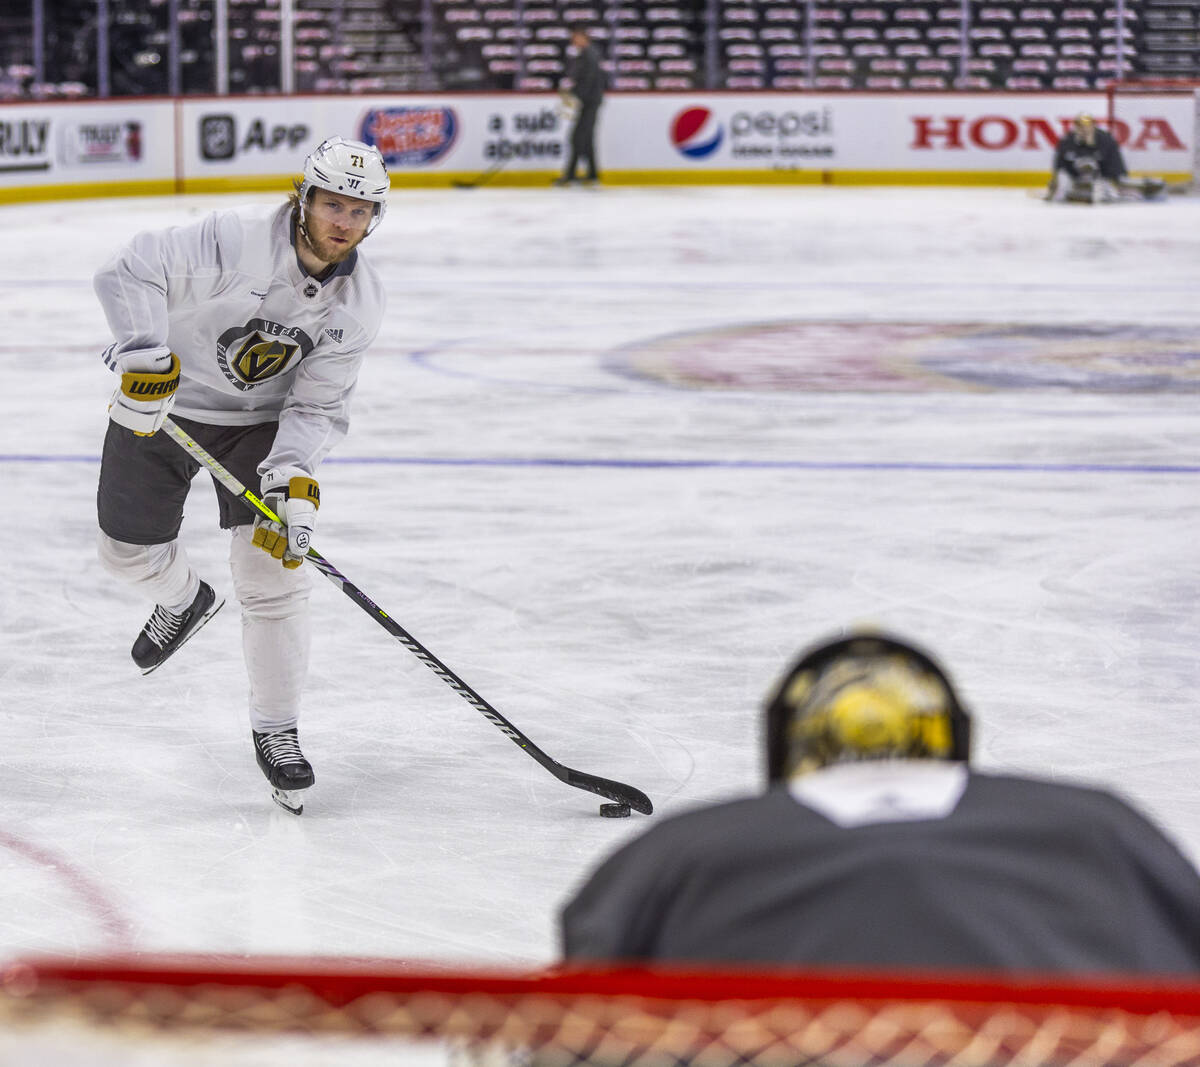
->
[670, 104, 835, 164]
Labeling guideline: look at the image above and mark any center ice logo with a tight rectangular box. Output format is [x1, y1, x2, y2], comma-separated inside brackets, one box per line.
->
[671, 107, 723, 159]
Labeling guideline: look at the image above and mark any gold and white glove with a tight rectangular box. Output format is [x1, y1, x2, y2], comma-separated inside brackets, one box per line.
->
[108, 353, 180, 437]
[253, 467, 320, 569]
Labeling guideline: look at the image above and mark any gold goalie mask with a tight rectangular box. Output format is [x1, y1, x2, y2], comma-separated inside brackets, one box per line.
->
[764, 633, 972, 781]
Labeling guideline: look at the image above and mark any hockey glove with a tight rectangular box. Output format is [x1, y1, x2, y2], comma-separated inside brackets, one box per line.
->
[108, 352, 181, 437]
[253, 467, 320, 569]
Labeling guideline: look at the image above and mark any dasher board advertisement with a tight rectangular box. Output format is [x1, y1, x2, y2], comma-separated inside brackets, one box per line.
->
[0, 100, 175, 195]
[1, 92, 1193, 201]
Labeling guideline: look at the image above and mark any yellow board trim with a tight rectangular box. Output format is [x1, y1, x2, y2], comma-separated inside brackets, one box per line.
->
[178, 169, 1070, 192]
[180, 175, 303, 195]
[178, 168, 1196, 190]
[1, 170, 1193, 204]
[0, 178, 180, 204]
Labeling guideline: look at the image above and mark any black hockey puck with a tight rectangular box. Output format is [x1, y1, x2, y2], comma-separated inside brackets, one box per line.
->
[600, 803, 632, 818]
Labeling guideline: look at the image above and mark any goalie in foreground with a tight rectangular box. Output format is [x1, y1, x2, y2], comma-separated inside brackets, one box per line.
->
[562, 631, 1200, 972]
[93, 136, 389, 815]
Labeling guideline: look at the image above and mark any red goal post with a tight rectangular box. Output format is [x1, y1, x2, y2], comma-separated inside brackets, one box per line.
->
[1106, 76, 1200, 187]
[4, 954, 1200, 1066]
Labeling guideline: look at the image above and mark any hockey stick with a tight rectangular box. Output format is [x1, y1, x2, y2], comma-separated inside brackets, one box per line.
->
[450, 155, 511, 189]
[160, 418, 653, 816]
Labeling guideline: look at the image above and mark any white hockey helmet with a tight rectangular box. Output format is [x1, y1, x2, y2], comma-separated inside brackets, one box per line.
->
[299, 136, 390, 233]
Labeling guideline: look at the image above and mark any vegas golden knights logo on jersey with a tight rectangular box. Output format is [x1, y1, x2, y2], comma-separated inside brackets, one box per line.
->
[216, 319, 315, 391]
[233, 334, 299, 382]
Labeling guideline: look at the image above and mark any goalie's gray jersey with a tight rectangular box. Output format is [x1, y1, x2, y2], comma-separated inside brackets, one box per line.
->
[561, 764, 1200, 973]
[93, 202, 385, 475]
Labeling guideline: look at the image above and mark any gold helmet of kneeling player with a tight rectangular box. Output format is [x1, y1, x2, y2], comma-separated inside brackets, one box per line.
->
[1073, 113, 1097, 145]
[764, 632, 972, 781]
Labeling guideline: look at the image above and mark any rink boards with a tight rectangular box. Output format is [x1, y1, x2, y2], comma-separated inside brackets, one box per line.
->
[0, 90, 1195, 202]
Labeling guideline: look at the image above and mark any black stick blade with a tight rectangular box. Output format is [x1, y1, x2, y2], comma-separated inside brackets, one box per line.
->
[564, 769, 653, 815]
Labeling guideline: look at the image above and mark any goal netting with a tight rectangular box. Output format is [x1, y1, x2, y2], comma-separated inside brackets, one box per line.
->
[4, 955, 1200, 1066]
[1105, 77, 1200, 190]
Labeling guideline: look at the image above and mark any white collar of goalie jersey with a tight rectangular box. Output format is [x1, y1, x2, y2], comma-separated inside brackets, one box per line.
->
[288, 216, 358, 299]
[788, 760, 969, 828]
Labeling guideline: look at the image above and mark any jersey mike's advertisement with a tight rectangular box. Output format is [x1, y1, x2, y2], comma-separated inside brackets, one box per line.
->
[0, 91, 1194, 202]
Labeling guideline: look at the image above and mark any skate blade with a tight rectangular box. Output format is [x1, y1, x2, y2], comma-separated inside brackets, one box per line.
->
[270, 787, 305, 816]
[139, 597, 227, 676]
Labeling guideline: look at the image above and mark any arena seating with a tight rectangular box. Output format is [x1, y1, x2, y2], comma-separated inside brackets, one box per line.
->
[0, 0, 1191, 99]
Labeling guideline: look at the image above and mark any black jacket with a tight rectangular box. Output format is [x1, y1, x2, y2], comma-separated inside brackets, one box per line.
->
[568, 43, 605, 107]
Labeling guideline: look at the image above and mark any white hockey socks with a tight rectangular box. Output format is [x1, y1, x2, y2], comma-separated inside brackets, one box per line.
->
[97, 533, 201, 614]
[229, 525, 312, 732]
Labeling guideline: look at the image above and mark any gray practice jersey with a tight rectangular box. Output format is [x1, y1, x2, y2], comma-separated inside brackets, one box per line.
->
[561, 763, 1200, 974]
[94, 202, 385, 475]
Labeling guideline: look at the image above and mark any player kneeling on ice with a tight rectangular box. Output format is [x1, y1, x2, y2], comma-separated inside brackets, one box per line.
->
[561, 632, 1200, 972]
[93, 136, 389, 815]
[1047, 113, 1167, 204]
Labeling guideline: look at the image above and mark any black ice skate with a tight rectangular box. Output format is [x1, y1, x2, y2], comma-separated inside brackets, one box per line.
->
[253, 728, 315, 815]
[131, 581, 224, 675]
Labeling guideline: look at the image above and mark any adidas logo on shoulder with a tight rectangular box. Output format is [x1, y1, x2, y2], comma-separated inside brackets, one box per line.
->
[324, 327, 344, 344]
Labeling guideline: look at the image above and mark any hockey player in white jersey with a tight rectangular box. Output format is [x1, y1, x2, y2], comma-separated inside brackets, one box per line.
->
[93, 136, 389, 814]
[562, 632, 1200, 972]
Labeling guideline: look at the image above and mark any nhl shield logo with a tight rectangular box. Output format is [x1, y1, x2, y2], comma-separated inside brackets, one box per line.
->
[303, 280, 320, 299]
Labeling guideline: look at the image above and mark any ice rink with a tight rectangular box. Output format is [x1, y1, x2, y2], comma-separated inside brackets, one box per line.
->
[2, 182, 1200, 972]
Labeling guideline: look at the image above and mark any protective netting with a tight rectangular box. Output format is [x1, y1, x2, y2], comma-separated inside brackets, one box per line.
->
[1104, 77, 1200, 192]
[3, 957, 1200, 1067]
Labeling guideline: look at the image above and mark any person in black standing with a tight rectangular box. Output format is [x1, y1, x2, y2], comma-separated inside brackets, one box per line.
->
[555, 25, 605, 186]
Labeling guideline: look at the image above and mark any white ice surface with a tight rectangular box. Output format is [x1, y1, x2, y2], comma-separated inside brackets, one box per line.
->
[2, 185, 1199, 970]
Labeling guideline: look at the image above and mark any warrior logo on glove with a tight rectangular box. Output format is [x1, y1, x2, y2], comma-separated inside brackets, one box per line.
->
[124, 365, 180, 398]
[253, 469, 321, 569]
[109, 353, 182, 437]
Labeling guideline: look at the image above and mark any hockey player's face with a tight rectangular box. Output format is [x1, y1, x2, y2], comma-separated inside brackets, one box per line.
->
[304, 190, 374, 265]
